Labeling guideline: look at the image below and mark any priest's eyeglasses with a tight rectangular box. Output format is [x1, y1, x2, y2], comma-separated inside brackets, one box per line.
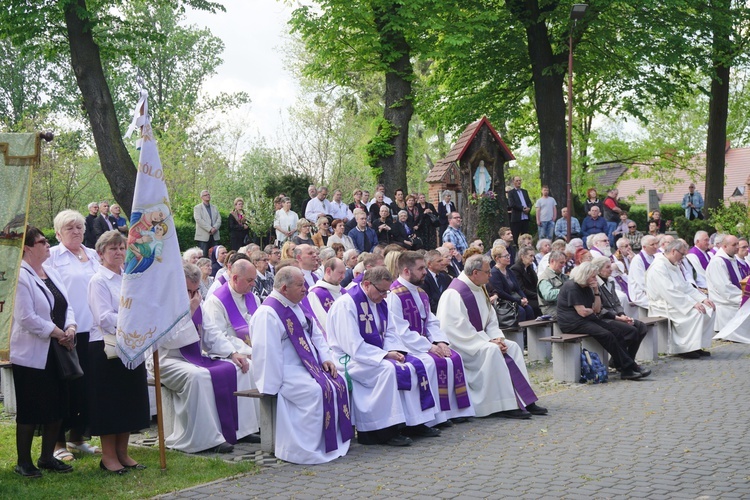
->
[371, 283, 390, 296]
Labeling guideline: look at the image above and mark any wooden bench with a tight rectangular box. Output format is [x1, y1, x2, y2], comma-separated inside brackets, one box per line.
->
[0, 362, 15, 415]
[636, 316, 670, 362]
[518, 319, 558, 361]
[235, 389, 277, 454]
[539, 334, 610, 383]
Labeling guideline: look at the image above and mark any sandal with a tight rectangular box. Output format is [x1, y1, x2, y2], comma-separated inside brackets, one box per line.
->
[67, 442, 102, 455]
[53, 448, 75, 462]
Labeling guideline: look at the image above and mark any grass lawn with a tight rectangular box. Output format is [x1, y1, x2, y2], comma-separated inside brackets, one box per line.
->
[0, 402, 259, 499]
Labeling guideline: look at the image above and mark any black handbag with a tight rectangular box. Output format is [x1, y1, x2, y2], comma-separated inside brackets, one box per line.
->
[493, 299, 519, 329]
[426, 213, 439, 226]
[51, 340, 84, 381]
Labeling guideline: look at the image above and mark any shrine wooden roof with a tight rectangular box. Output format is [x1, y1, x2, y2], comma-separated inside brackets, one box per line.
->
[426, 116, 515, 183]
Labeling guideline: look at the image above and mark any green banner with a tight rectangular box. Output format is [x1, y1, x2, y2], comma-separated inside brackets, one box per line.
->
[0, 133, 38, 361]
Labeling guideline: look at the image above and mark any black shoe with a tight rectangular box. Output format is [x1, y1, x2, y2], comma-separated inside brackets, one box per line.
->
[385, 435, 412, 447]
[633, 365, 651, 378]
[211, 442, 235, 454]
[436, 420, 454, 428]
[608, 359, 618, 371]
[14, 463, 42, 478]
[620, 370, 643, 380]
[498, 409, 532, 419]
[99, 460, 128, 475]
[124, 463, 147, 470]
[37, 458, 73, 473]
[526, 403, 548, 415]
[238, 433, 261, 444]
[403, 424, 441, 437]
[698, 350, 711, 357]
[451, 417, 470, 424]
[678, 351, 701, 359]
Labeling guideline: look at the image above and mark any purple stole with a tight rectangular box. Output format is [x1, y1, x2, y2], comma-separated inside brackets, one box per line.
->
[263, 297, 353, 452]
[737, 260, 749, 279]
[721, 257, 741, 290]
[347, 285, 435, 411]
[447, 279, 538, 407]
[217, 274, 227, 285]
[688, 247, 710, 270]
[311, 285, 344, 313]
[638, 251, 653, 271]
[179, 307, 239, 444]
[390, 283, 470, 411]
[213, 282, 257, 342]
[613, 275, 630, 301]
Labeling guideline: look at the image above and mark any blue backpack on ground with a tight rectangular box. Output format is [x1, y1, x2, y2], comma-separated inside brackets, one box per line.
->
[579, 348, 608, 384]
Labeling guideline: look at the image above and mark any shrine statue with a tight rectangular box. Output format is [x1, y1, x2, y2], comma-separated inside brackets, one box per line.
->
[473, 160, 492, 194]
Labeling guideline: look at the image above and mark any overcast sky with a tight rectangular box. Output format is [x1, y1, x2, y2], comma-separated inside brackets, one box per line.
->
[184, 0, 299, 142]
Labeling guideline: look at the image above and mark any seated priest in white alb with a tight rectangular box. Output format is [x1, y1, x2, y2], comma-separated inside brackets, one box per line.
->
[715, 275, 750, 344]
[685, 230, 712, 289]
[250, 267, 352, 464]
[294, 244, 321, 290]
[628, 235, 658, 313]
[387, 251, 475, 425]
[436, 255, 547, 419]
[327, 266, 440, 446]
[203, 259, 260, 357]
[156, 263, 259, 454]
[646, 239, 716, 359]
[705, 234, 742, 331]
[344, 253, 384, 291]
[307, 257, 347, 333]
[206, 252, 250, 297]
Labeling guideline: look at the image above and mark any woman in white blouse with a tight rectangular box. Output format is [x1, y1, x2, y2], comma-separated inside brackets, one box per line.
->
[87, 231, 149, 474]
[327, 218, 354, 250]
[273, 197, 299, 245]
[11, 227, 76, 477]
[47, 210, 101, 461]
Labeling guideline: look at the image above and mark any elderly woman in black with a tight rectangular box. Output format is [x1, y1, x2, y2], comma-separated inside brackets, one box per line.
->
[88, 231, 149, 474]
[11, 226, 76, 477]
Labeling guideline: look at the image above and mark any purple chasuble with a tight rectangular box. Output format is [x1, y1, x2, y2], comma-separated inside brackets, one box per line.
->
[264, 297, 353, 452]
[688, 247, 710, 270]
[213, 282, 257, 342]
[179, 307, 239, 444]
[721, 257, 741, 289]
[447, 279, 538, 407]
[347, 286, 435, 411]
[390, 282, 471, 411]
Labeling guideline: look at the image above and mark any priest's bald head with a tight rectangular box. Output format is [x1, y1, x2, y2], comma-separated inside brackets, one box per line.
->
[720, 235, 739, 257]
[274, 266, 306, 304]
[664, 239, 689, 265]
[362, 266, 393, 304]
[229, 260, 257, 295]
[464, 255, 491, 286]
[294, 244, 319, 271]
[322, 257, 346, 286]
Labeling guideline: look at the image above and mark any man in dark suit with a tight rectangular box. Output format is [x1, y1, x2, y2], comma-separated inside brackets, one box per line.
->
[506, 176, 532, 245]
[92, 200, 118, 244]
[422, 250, 453, 313]
[440, 243, 463, 278]
[84, 201, 99, 248]
[436, 192, 456, 245]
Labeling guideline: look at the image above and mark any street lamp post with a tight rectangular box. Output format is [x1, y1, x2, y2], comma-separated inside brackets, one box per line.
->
[566, 3, 588, 241]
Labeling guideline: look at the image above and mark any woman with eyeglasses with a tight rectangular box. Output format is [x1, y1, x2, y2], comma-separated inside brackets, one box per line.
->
[311, 216, 331, 247]
[293, 220, 314, 246]
[11, 227, 76, 477]
[489, 245, 535, 323]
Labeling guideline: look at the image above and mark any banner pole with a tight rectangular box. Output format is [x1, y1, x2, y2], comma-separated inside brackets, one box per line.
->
[152, 351, 167, 470]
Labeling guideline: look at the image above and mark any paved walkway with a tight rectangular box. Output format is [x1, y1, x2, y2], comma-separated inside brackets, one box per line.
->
[160, 341, 750, 499]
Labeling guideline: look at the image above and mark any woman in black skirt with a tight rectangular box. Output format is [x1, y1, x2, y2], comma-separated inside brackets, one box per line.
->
[11, 226, 76, 477]
[88, 231, 150, 474]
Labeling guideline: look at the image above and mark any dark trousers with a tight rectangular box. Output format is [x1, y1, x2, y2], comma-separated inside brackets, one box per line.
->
[561, 317, 642, 371]
[197, 235, 216, 258]
[510, 219, 530, 244]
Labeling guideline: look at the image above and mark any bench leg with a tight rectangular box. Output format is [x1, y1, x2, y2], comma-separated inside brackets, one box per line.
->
[656, 321, 669, 354]
[527, 326, 552, 361]
[504, 329, 525, 352]
[581, 337, 609, 368]
[636, 325, 659, 362]
[259, 397, 277, 454]
[1, 368, 16, 415]
[552, 342, 582, 383]
[160, 387, 175, 439]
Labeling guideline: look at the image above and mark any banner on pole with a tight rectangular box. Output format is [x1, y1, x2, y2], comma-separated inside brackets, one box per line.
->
[0, 133, 38, 360]
[117, 90, 196, 369]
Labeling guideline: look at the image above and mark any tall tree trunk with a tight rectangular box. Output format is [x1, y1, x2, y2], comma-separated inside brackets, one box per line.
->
[704, 0, 732, 212]
[64, 0, 137, 214]
[510, 0, 568, 211]
[373, 3, 412, 196]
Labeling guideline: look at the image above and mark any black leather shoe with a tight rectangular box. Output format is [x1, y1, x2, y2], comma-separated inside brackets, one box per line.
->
[403, 424, 441, 437]
[498, 409, 532, 419]
[124, 463, 147, 470]
[526, 403, 548, 415]
[385, 435, 412, 447]
[451, 417, 470, 424]
[14, 463, 42, 478]
[698, 350, 711, 357]
[99, 460, 128, 475]
[620, 370, 643, 380]
[436, 420, 454, 428]
[633, 365, 652, 378]
[678, 351, 701, 359]
[238, 433, 261, 444]
[37, 458, 73, 473]
[211, 442, 235, 454]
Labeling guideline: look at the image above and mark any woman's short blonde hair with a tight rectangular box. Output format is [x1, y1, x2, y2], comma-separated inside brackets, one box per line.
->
[53, 209, 85, 235]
